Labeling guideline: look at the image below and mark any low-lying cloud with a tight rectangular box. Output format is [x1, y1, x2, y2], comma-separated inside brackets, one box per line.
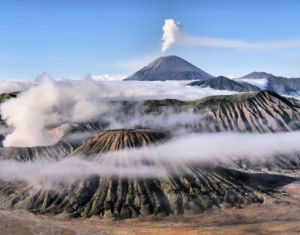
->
[0, 131, 300, 187]
[237, 78, 268, 89]
[91, 73, 125, 81]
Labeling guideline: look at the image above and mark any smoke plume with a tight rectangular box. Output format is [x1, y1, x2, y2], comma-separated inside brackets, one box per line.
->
[161, 19, 183, 52]
[160, 18, 300, 52]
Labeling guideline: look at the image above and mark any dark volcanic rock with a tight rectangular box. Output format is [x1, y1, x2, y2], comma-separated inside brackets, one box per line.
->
[125, 55, 213, 81]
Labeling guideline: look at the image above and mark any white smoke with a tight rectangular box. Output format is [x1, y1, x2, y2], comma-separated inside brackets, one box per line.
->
[0, 77, 237, 147]
[160, 18, 300, 51]
[0, 77, 109, 147]
[161, 19, 183, 52]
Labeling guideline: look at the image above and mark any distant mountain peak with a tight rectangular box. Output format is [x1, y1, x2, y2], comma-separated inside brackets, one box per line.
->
[125, 55, 214, 81]
[189, 76, 260, 92]
[241, 72, 274, 79]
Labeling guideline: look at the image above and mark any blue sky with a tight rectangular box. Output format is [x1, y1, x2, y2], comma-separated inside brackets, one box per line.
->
[1, 0, 300, 79]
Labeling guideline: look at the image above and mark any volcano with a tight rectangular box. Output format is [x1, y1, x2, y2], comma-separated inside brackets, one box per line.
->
[71, 129, 167, 156]
[125, 55, 213, 81]
[0, 92, 299, 219]
[0, 128, 296, 219]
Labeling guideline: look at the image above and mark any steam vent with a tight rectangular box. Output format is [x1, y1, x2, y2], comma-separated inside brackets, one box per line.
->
[0, 128, 295, 219]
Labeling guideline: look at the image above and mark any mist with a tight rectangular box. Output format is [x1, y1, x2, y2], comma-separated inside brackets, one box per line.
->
[0, 76, 236, 147]
[0, 74, 300, 188]
[0, 131, 300, 188]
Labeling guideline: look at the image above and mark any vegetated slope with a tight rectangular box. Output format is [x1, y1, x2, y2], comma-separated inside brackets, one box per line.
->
[125, 55, 213, 81]
[189, 76, 260, 92]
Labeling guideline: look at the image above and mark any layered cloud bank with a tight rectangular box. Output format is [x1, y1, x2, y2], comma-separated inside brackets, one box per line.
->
[1, 131, 300, 183]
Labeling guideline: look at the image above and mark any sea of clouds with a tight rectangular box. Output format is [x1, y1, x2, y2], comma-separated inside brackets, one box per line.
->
[0, 74, 299, 185]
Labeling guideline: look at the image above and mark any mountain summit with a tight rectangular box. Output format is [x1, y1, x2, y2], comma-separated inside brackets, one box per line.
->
[240, 72, 273, 79]
[125, 55, 213, 81]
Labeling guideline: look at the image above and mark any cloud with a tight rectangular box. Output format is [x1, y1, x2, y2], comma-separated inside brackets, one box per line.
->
[237, 78, 268, 89]
[0, 77, 109, 147]
[91, 74, 125, 81]
[1, 131, 300, 185]
[161, 18, 300, 52]
[161, 19, 182, 52]
[0, 78, 237, 147]
[0, 80, 34, 93]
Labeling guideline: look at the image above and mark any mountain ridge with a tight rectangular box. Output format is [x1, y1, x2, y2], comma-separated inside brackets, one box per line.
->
[0, 91, 300, 218]
[189, 76, 260, 92]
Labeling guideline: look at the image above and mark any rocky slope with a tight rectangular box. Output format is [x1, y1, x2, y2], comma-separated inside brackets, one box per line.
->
[125, 56, 213, 81]
[0, 91, 300, 219]
[0, 140, 75, 161]
[0, 129, 287, 218]
[120, 90, 300, 133]
[71, 129, 167, 156]
[0, 128, 298, 219]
